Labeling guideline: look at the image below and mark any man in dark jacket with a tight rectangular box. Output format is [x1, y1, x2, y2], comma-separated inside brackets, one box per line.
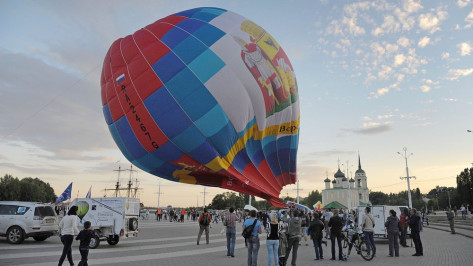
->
[328, 209, 344, 261]
[408, 208, 423, 256]
[308, 213, 325, 260]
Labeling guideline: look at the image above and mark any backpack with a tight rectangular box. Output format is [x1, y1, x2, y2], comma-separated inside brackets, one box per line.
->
[200, 214, 209, 226]
[287, 218, 301, 237]
[242, 219, 258, 239]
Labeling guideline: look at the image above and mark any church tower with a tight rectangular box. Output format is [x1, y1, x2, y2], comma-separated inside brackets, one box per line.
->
[355, 154, 369, 204]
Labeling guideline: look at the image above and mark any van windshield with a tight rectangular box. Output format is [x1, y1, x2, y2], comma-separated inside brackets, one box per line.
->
[34, 206, 56, 217]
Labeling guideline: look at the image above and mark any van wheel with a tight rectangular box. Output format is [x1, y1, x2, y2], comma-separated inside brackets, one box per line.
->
[7, 226, 25, 244]
[33, 236, 49, 241]
[129, 218, 138, 231]
[107, 235, 119, 245]
[89, 235, 100, 249]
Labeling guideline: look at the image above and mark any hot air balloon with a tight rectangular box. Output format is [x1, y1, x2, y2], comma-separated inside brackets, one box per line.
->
[76, 201, 89, 222]
[100, 7, 299, 207]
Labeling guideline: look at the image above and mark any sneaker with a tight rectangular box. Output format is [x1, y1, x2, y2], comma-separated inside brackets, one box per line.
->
[231, 254, 234, 257]
[314, 258, 319, 261]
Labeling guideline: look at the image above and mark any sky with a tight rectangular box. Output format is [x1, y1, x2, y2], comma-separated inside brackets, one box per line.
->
[1, 0, 472, 208]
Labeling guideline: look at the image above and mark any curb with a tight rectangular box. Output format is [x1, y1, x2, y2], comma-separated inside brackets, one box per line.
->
[426, 225, 473, 240]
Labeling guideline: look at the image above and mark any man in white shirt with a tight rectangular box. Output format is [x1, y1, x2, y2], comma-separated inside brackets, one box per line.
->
[323, 209, 333, 239]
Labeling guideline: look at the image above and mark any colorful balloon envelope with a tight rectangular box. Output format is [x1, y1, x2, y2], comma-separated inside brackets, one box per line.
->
[101, 7, 299, 207]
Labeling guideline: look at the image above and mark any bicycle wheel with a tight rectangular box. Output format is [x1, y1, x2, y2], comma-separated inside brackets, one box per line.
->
[359, 240, 374, 261]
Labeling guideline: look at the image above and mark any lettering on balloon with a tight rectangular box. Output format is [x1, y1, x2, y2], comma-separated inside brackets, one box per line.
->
[121, 84, 159, 150]
[279, 125, 298, 133]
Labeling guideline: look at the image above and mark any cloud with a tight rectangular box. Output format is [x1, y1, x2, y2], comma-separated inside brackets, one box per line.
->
[305, 149, 357, 158]
[418, 10, 448, 33]
[418, 36, 431, 48]
[466, 9, 473, 26]
[362, 116, 372, 121]
[443, 98, 458, 102]
[352, 124, 393, 135]
[372, 15, 400, 36]
[441, 52, 450, 59]
[397, 37, 410, 47]
[420, 85, 431, 92]
[394, 54, 406, 66]
[446, 68, 473, 80]
[363, 122, 380, 127]
[457, 0, 472, 8]
[404, 0, 423, 13]
[377, 87, 390, 96]
[378, 65, 393, 79]
[458, 42, 472, 56]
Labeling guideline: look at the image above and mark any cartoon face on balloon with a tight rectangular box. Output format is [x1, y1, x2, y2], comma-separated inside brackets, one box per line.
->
[76, 201, 89, 222]
[100, 7, 299, 207]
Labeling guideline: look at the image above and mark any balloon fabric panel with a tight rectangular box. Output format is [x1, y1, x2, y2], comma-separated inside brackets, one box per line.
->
[101, 7, 299, 207]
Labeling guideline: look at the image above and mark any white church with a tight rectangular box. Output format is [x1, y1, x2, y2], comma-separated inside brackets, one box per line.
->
[321, 156, 370, 210]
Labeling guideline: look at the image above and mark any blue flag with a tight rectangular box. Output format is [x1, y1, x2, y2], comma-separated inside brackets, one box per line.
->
[56, 182, 72, 204]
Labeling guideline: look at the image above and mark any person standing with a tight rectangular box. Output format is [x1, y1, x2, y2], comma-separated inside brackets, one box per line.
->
[362, 206, 376, 257]
[447, 208, 455, 234]
[58, 205, 79, 266]
[409, 208, 423, 256]
[323, 208, 333, 239]
[266, 213, 280, 266]
[197, 208, 212, 245]
[460, 204, 466, 219]
[243, 210, 263, 266]
[328, 209, 344, 261]
[385, 210, 400, 257]
[300, 211, 309, 246]
[283, 209, 302, 266]
[75, 221, 94, 266]
[308, 212, 324, 260]
[399, 208, 409, 247]
[223, 207, 238, 257]
[278, 211, 289, 266]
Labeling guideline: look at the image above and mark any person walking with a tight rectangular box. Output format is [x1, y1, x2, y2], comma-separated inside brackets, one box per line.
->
[308, 212, 324, 260]
[75, 221, 95, 266]
[197, 208, 212, 245]
[328, 209, 344, 261]
[300, 211, 309, 246]
[409, 208, 423, 256]
[223, 207, 238, 257]
[283, 209, 302, 266]
[447, 208, 455, 234]
[243, 210, 263, 266]
[460, 204, 466, 219]
[323, 208, 333, 239]
[278, 212, 289, 266]
[58, 205, 79, 266]
[399, 208, 409, 247]
[385, 209, 400, 257]
[362, 206, 376, 257]
[266, 213, 280, 266]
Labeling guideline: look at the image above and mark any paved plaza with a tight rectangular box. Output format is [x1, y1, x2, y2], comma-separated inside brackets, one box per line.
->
[0, 219, 472, 266]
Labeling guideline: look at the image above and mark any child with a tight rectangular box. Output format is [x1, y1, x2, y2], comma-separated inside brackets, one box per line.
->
[76, 221, 94, 266]
[343, 219, 358, 261]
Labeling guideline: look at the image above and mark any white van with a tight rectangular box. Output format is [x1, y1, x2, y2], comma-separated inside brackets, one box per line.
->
[69, 197, 140, 248]
[356, 205, 409, 237]
[0, 201, 59, 244]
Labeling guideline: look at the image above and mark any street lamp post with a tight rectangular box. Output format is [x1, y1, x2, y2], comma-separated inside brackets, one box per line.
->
[398, 147, 416, 209]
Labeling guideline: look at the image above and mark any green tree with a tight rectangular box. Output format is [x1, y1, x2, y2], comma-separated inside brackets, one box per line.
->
[0, 174, 56, 202]
[300, 190, 321, 207]
[457, 167, 473, 207]
[369, 191, 389, 205]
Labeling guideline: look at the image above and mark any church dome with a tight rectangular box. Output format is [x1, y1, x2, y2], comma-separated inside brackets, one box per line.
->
[349, 178, 355, 183]
[324, 178, 331, 182]
[331, 179, 336, 184]
[355, 168, 365, 174]
[334, 168, 345, 178]
[342, 177, 348, 182]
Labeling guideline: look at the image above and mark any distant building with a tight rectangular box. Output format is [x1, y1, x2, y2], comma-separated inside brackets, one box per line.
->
[322, 155, 370, 210]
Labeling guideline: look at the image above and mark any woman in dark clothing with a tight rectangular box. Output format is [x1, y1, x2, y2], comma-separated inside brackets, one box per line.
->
[409, 208, 423, 256]
[308, 212, 325, 260]
[385, 209, 400, 257]
[327, 209, 344, 261]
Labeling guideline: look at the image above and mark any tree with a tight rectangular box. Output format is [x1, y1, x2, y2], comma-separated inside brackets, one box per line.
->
[0, 174, 56, 202]
[369, 191, 389, 205]
[457, 167, 473, 207]
[301, 190, 321, 207]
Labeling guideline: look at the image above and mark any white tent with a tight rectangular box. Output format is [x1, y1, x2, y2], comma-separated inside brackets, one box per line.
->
[243, 205, 258, 211]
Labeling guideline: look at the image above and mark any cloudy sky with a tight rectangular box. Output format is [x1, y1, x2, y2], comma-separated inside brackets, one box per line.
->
[1, 0, 472, 207]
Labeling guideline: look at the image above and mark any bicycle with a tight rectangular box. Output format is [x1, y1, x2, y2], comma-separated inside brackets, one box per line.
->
[342, 231, 374, 261]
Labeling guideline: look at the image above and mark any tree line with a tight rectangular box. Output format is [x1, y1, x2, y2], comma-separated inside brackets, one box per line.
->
[0, 174, 57, 203]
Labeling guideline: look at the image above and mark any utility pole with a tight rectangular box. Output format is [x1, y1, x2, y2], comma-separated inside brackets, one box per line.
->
[398, 147, 416, 208]
[201, 187, 209, 209]
[293, 176, 303, 204]
[155, 178, 163, 208]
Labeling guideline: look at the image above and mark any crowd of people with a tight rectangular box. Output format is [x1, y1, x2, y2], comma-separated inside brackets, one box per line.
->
[196, 206, 431, 266]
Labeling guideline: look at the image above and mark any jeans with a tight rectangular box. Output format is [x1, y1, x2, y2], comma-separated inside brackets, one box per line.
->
[226, 227, 236, 255]
[78, 247, 89, 266]
[285, 237, 300, 266]
[330, 233, 342, 260]
[312, 238, 323, 259]
[58, 235, 74, 266]
[363, 231, 376, 255]
[266, 239, 279, 266]
[400, 227, 407, 246]
[247, 236, 260, 266]
[387, 233, 399, 256]
[412, 232, 423, 255]
[197, 225, 209, 244]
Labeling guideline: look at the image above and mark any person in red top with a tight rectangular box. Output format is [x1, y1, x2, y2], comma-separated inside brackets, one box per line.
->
[197, 208, 212, 245]
[180, 209, 186, 223]
[399, 208, 409, 247]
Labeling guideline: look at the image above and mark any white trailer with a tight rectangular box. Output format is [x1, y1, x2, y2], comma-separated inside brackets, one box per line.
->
[69, 197, 140, 248]
[356, 205, 408, 237]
